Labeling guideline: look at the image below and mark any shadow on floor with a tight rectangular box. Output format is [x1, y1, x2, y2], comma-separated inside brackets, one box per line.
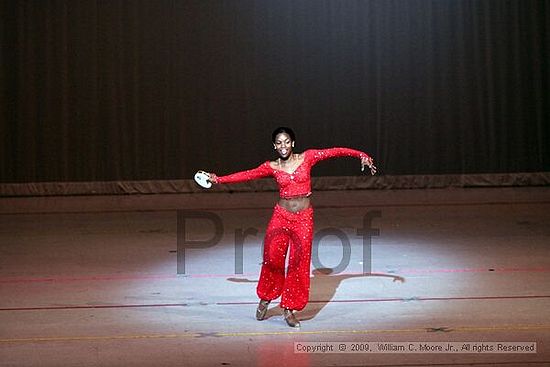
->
[300, 268, 405, 321]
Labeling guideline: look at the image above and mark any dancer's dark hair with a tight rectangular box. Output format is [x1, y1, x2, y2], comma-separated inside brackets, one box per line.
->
[271, 127, 296, 143]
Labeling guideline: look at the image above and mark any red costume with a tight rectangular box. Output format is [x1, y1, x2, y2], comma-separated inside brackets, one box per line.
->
[216, 148, 371, 310]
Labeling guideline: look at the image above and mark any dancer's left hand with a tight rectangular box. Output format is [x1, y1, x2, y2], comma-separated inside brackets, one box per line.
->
[361, 156, 377, 175]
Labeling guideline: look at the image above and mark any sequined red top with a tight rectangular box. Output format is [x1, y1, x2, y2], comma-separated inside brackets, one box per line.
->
[215, 148, 371, 199]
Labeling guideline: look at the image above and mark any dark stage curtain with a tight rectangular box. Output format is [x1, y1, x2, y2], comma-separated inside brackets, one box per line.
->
[1, 0, 549, 183]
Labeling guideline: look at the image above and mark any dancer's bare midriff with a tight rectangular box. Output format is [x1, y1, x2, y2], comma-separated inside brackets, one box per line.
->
[278, 196, 310, 213]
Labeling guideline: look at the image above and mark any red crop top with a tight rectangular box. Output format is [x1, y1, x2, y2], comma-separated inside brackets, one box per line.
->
[215, 148, 371, 199]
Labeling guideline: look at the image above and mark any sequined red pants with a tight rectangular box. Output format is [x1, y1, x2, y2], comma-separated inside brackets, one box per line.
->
[256, 204, 314, 311]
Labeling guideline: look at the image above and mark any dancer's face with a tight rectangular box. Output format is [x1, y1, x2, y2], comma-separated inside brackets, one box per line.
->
[273, 133, 294, 160]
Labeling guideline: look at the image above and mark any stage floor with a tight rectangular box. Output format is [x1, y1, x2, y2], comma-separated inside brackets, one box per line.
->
[1, 187, 550, 367]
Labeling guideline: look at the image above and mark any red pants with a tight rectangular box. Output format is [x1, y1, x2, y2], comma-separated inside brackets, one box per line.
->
[256, 204, 314, 311]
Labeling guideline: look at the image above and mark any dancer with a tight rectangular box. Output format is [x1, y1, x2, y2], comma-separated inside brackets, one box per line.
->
[200, 127, 376, 327]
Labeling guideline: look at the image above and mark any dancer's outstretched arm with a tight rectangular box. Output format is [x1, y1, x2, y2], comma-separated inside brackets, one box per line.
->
[310, 148, 376, 175]
[207, 161, 272, 184]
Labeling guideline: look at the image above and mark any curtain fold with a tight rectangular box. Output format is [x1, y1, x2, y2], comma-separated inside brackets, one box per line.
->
[1, 0, 549, 183]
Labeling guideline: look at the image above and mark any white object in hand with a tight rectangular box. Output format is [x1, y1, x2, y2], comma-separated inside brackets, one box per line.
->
[194, 170, 212, 188]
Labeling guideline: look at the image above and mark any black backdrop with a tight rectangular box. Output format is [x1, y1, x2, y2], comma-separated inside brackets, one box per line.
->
[1, 0, 549, 183]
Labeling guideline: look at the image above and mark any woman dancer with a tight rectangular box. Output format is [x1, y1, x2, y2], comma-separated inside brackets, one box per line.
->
[203, 127, 376, 327]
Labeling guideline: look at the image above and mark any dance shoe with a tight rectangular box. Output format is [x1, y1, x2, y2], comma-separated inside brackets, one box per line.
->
[283, 309, 300, 328]
[256, 299, 270, 321]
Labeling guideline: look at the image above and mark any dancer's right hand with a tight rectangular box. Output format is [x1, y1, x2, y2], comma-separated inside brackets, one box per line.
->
[206, 172, 218, 184]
